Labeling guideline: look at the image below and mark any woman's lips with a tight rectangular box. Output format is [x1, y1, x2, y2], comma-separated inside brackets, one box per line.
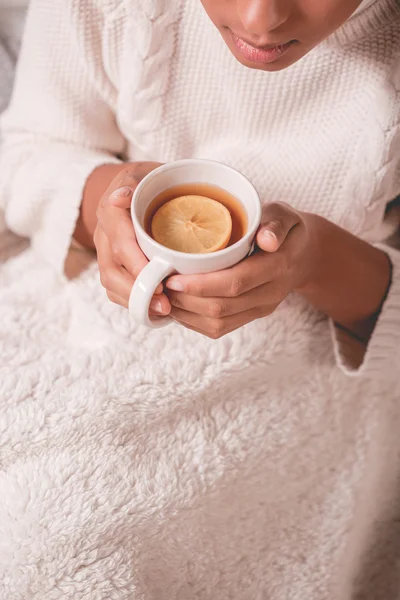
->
[231, 34, 295, 64]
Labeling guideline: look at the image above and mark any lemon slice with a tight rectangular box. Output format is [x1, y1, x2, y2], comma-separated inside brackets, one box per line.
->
[151, 195, 233, 254]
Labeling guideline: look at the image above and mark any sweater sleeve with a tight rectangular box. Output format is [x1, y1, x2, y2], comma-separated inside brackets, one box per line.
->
[330, 237, 400, 379]
[0, 0, 126, 272]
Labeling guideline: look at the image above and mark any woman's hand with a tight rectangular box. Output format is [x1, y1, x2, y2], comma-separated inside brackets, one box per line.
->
[93, 162, 171, 316]
[165, 203, 315, 338]
[166, 199, 391, 342]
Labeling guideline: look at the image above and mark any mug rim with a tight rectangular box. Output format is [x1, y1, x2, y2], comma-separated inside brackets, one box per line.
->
[131, 158, 262, 261]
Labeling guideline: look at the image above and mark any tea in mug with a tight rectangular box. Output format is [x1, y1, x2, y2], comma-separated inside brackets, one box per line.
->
[144, 183, 248, 254]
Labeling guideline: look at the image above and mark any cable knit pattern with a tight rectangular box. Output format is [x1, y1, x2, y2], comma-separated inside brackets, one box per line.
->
[117, 0, 184, 157]
[0, 1, 400, 599]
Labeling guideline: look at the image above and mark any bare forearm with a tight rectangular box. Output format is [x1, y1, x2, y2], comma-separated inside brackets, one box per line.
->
[74, 163, 126, 248]
[298, 214, 392, 342]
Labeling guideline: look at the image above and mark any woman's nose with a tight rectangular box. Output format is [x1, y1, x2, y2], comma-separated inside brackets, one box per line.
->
[236, 0, 291, 38]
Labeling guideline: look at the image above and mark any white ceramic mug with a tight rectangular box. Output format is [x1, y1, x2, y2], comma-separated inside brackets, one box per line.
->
[129, 159, 262, 328]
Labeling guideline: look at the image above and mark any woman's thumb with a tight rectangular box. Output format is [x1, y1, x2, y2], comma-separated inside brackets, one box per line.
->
[257, 226, 281, 252]
[256, 203, 300, 253]
[107, 186, 134, 209]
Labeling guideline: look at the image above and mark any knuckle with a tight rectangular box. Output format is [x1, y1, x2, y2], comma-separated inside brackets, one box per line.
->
[228, 277, 244, 297]
[111, 241, 122, 261]
[275, 281, 288, 301]
[270, 201, 286, 210]
[269, 218, 286, 235]
[258, 305, 273, 319]
[266, 202, 282, 213]
[207, 300, 226, 319]
[208, 319, 225, 339]
[100, 268, 113, 291]
[121, 166, 139, 184]
[267, 201, 290, 215]
[111, 168, 137, 193]
[119, 162, 159, 188]
[267, 281, 288, 308]
[279, 201, 296, 214]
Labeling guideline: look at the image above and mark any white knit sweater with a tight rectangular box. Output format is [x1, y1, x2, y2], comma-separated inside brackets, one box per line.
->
[0, 1, 400, 599]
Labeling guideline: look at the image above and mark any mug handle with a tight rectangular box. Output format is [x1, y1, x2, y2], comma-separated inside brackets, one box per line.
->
[129, 257, 175, 329]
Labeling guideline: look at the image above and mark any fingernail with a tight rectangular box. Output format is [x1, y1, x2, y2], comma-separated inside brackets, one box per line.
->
[150, 299, 165, 315]
[109, 186, 132, 201]
[166, 280, 184, 292]
[263, 229, 277, 240]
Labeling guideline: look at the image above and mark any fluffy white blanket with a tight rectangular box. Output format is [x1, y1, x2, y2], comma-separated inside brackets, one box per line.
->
[1, 235, 399, 600]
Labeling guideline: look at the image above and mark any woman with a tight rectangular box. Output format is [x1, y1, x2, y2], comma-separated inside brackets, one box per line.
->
[0, 0, 399, 598]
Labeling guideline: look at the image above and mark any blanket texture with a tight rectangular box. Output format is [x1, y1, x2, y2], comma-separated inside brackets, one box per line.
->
[1, 237, 400, 600]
